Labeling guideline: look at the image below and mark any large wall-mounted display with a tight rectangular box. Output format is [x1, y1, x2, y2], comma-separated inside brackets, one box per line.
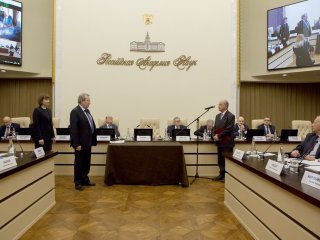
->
[0, 0, 22, 66]
[267, 0, 320, 70]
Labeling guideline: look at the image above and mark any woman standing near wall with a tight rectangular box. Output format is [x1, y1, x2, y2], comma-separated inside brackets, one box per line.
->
[32, 93, 55, 151]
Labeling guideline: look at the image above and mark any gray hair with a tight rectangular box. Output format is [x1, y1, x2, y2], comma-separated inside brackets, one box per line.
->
[206, 119, 214, 125]
[173, 117, 180, 121]
[78, 93, 90, 104]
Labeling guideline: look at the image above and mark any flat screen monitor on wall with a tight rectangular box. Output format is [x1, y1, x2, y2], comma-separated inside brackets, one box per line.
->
[0, 0, 22, 66]
[267, 0, 320, 70]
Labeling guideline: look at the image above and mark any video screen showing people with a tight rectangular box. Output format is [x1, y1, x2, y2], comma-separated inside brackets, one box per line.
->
[0, 0, 22, 66]
[267, 0, 320, 70]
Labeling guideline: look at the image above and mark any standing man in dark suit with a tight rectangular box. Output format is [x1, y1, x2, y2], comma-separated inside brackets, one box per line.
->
[233, 116, 249, 138]
[100, 116, 120, 137]
[167, 117, 187, 138]
[70, 93, 97, 191]
[194, 119, 214, 138]
[212, 100, 235, 182]
[290, 116, 320, 160]
[279, 17, 290, 47]
[257, 117, 276, 138]
[0, 116, 20, 138]
[296, 13, 311, 38]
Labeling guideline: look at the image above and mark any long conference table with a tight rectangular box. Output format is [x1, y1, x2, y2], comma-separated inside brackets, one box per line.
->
[0, 151, 57, 240]
[225, 153, 320, 240]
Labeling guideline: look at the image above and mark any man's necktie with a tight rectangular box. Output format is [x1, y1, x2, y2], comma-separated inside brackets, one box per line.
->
[84, 109, 94, 133]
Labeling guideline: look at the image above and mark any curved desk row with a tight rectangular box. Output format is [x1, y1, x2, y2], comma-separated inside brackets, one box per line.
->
[225, 154, 320, 240]
[0, 151, 57, 240]
[0, 139, 300, 177]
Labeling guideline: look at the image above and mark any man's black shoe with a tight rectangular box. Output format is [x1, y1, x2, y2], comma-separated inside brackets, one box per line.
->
[212, 175, 225, 182]
[83, 182, 96, 186]
[75, 184, 84, 191]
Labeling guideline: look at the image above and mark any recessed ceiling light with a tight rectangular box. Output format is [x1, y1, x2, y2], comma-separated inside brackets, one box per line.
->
[282, 74, 287, 77]
[1, 69, 6, 73]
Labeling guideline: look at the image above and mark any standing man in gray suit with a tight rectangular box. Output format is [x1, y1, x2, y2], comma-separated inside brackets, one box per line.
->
[70, 93, 97, 191]
[212, 100, 235, 182]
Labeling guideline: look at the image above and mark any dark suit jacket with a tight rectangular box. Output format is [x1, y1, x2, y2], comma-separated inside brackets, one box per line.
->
[279, 23, 290, 42]
[167, 125, 187, 137]
[297, 20, 311, 37]
[0, 123, 20, 138]
[293, 46, 314, 67]
[194, 126, 213, 138]
[32, 107, 54, 141]
[100, 123, 120, 137]
[70, 105, 97, 150]
[213, 111, 235, 147]
[293, 133, 320, 159]
[257, 124, 276, 135]
[233, 124, 249, 137]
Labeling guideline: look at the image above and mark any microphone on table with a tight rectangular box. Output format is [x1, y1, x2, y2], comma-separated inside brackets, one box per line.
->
[135, 124, 140, 128]
[146, 125, 151, 128]
[204, 105, 215, 110]
[260, 138, 277, 160]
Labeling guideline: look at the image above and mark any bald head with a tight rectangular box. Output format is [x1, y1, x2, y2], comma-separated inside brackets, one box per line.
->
[237, 116, 245, 125]
[312, 116, 320, 134]
[218, 100, 229, 112]
[2, 116, 11, 127]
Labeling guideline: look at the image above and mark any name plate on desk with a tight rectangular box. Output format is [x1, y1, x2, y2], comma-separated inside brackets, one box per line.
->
[55, 135, 70, 141]
[301, 171, 320, 190]
[97, 135, 111, 141]
[233, 149, 245, 161]
[288, 136, 301, 142]
[176, 136, 190, 141]
[34, 147, 45, 159]
[265, 160, 284, 175]
[17, 135, 31, 140]
[0, 156, 17, 172]
[137, 136, 151, 141]
[253, 136, 267, 142]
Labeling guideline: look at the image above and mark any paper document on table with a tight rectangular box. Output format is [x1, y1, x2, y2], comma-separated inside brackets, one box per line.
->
[304, 166, 320, 173]
[301, 160, 320, 166]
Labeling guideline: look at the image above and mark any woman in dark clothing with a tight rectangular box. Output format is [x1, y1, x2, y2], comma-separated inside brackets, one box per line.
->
[32, 93, 55, 151]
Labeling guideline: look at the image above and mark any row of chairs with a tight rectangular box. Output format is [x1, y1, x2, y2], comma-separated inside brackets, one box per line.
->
[9, 117, 313, 139]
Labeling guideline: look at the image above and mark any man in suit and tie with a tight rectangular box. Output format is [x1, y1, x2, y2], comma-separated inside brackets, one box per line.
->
[233, 116, 249, 139]
[296, 13, 311, 38]
[70, 93, 97, 191]
[167, 117, 187, 138]
[279, 17, 290, 47]
[0, 116, 20, 138]
[290, 116, 320, 160]
[212, 100, 235, 182]
[257, 117, 276, 138]
[194, 119, 214, 138]
[100, 116, 120, 137]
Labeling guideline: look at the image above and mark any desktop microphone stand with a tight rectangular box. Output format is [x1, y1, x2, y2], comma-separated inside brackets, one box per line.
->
[184, 108, 213, 185]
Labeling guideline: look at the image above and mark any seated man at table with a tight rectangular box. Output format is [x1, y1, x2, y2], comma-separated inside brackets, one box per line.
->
[167, 117, 187, 138]
[233, 116, 249, 138]
[194, 119, 214, 138]
[257, 117, 276, 138]
[290, 116, 320, 161]
[0, 116, 20, 138]
[100, 115, 120, 137]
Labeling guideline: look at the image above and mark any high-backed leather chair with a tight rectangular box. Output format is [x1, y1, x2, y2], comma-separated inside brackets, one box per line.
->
[11, 117, 31, 128]
[251, 119, 264, 129]
[291, 120, 312, 139]
[140, 119, 160, 137]
[52, 117, 60, 128]
[98, 118, 119, 128]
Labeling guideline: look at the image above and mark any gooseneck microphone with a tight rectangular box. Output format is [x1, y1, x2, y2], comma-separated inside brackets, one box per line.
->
[261, 138, 276, 160]
[204, 105, 215, 110]
[135, 124, 140, 128]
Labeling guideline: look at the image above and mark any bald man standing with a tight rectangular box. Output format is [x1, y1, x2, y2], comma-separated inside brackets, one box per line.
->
[212, 100, 235, 182]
